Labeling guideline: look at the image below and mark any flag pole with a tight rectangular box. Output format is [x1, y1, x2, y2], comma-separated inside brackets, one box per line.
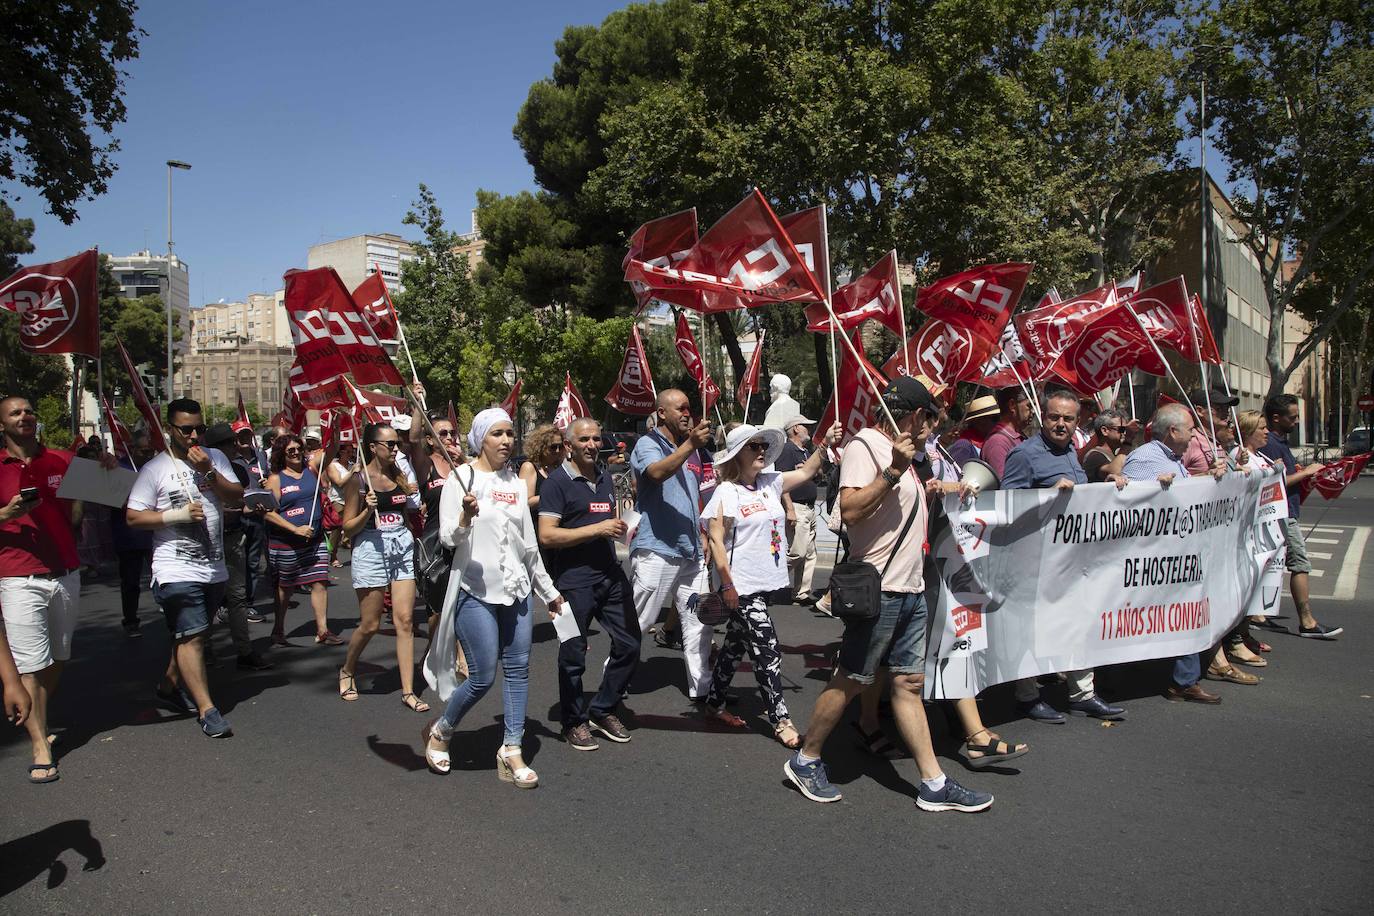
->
[744, 326, 762, 423]
[94, 355, 108, 445]
[1183, 298, 1219, 453]
[401, 383, 467, 494]
[818, 300, 898, 429]
[1123, 301, 1196, 407]
[1127, 372, 1137, 420]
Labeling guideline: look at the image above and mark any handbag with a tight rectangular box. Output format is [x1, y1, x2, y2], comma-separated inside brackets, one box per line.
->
[416, 467, 472, 610]
[828, 441, 922, 623]
[692, 500, 738, 626]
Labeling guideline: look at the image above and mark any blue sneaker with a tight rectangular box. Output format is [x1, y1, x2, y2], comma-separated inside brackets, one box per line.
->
[156, 684, 197, 715]
[198, 707, 233, 739]
[784, 753, 841, 803]
[916, 777, 993, 812]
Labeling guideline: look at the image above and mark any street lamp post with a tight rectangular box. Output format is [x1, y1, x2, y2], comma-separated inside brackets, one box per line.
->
[166, 159, 192, 402]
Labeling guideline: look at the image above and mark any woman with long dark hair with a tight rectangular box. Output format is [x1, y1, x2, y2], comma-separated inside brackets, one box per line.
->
[421, 408, 564, 785]
[338, 422, 428, 712]
[264, 434, 339, 646]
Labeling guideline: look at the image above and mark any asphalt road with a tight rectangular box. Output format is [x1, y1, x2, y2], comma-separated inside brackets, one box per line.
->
[3, 479, 1371, 914]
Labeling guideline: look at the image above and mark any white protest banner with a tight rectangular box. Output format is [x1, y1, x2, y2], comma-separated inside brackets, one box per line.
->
[924, 471, 1270, 699]
[1244, 470, 1288, 617]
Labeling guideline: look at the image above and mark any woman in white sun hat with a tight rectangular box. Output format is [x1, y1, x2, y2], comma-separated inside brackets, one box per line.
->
[699, 420, 841, 748]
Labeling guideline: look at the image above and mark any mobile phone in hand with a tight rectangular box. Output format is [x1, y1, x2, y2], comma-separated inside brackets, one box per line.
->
[19, 487, 39, 504]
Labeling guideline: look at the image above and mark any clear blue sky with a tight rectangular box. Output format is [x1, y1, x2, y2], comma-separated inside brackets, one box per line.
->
[11, 0, 630, 305]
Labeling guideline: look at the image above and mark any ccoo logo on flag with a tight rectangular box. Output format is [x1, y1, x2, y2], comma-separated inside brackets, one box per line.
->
[0, 272, 83, 351]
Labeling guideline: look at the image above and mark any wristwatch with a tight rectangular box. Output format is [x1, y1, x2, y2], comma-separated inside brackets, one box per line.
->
[880, 468, 901, 488]
[201, 469, 217, 485]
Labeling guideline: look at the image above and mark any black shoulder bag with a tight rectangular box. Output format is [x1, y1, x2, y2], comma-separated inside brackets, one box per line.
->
[827, 441, 921, 622]
[417, 466, 472, 610]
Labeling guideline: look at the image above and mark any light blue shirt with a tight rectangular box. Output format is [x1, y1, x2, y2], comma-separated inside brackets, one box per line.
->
[1000, 433, 1087, 490]
[630, 430, 704, 560]
[1121, 440, 1189, 482]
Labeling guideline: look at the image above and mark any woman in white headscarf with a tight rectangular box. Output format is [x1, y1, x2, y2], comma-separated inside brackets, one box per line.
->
[421, 408, 565, 786]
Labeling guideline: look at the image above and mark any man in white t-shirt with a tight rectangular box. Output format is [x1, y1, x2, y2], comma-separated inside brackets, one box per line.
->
[784, 377, 993, 813]
[127, 399, 244, 738]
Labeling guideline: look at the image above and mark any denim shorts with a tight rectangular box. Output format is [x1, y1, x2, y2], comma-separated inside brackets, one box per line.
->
[351, 527, 415, 588]
[837, 591, 928, 685]
[1280, 518, 1312, 574]
[154, 580, 227, 640]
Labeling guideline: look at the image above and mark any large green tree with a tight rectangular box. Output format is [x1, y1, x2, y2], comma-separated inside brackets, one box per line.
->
[0, 200, 70, 401]
[395, 185, 632, 426]
[1200, 0, 1374, 397]
[0, 0, 142, 223]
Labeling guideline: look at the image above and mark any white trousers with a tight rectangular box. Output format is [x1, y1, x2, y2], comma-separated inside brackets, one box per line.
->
[629, 549, 711, 698]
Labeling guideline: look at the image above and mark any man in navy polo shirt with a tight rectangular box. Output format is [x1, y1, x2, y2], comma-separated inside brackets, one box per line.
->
[539, 417, 642, 751]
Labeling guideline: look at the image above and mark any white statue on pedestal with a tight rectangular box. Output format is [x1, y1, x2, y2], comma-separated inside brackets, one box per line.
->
[762, 373, 801, 430]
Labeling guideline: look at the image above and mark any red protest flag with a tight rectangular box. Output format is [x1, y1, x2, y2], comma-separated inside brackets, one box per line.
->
[673, 312, 721, 416]
[0, 249, 101, 358]
[236, 389, 251, 429]
[283, 267, 404, 387]
[100, 394, 134, 460]
[625, 208, 698, 310]
[605, 326, 657, 416]
[736, 329, 766, 409]
[1301, 453, 1371, 502]
[554, 373, 590, 430]
[499, 378, 522, 418]
[1051, 300, 1168, 394]
[447, 400, 459, 431]
[624, 189, 825, 313]
[815, 331, 889, 445]
[345, 378, 410, 427]
[319, 407, 357, 450]
[779, 205, 830, 300]
[805, 250, 904, 336]
[1121, 276, 1196, 358]
[1014, 281, 1118, 379]
[351, 268, 400, 346]
[287, 360, 352, 411]
[883, 318, 998, 386]
[915, 262, 1032, 345]
[115, 337, 167, 453]
[1188, 294, 1221, 365]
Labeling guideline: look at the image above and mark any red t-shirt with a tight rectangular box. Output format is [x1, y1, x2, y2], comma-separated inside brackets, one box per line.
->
[0, 447, 80, 576]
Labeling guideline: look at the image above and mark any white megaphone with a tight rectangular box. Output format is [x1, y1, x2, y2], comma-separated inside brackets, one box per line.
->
[959, 458, 999, 494]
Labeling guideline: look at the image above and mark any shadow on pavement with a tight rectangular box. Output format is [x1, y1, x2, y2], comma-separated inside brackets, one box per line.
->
[0, 820, 105, 896]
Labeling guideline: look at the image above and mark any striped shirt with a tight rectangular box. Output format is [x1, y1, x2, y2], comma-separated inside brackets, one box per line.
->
[1121, 440, 1189, 482]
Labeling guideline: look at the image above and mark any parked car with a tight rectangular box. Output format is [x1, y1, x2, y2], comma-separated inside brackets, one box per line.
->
[1342, 426, 1370, 457]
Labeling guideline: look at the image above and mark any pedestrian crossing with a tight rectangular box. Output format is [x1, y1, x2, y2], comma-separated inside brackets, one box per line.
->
[1299, 524, 1370, 601]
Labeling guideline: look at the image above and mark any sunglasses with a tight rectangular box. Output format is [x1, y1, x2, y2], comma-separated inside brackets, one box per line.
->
[172, 423, 207, 436]
[284, 448, 303, 456]
[548, 443, 566, 452]
[434, 429, 457, 439]
[745, 441, 769, 451]
[370, 440, 399, 450]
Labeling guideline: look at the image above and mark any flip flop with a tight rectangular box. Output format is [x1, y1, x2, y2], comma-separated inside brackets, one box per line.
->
[29, 762, 59, 784]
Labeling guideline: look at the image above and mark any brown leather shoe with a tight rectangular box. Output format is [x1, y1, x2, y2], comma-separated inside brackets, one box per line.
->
[1165, 684, 1222, 704]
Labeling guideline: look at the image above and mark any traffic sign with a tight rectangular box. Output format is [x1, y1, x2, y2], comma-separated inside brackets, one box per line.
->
[1359, 394, 1374, 411]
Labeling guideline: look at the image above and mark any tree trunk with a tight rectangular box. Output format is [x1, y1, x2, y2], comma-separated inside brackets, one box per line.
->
[713, 312, 747, 380]
[814, 332, 833, 404]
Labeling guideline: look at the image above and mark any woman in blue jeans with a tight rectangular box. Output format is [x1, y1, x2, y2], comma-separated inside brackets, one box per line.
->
[421, 408, 564, 786]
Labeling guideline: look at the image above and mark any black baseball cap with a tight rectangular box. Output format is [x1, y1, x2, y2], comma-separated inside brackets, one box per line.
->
[202, 422, 236, 449]
[882, 375, 939, 418]
[1189, 386, 1239, 409]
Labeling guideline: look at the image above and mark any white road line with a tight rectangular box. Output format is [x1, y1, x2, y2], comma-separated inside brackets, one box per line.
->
[1306, 537, 1339, 544]
[1308, 551, 1333, 560]
[1331, 525, 1369, 601]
